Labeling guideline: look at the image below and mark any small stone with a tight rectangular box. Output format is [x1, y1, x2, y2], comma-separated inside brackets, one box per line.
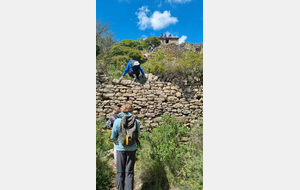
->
[175, 92, 182, 98]
[123, 93, 135, 97]
[182, 110, 191, 115]
[190, 105, 199, 109]
[154, 97, 166, 102]
[145, 113, 155, 118]
[112, 79, 120, 84]
[104, 85, 114, 89]
[173, 103, 183, 109]
[103, 93, 115, 99]
[167, 96, 179, 103]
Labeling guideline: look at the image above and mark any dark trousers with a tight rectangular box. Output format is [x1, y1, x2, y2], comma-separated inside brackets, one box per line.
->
[128, 70, 140, 80]
[116, 150, 136, 190]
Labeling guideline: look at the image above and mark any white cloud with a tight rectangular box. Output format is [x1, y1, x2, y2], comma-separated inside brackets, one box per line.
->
[136, 6, 151, 30]
[151, 11, 178, 30]
[141, 35, 147, 39]
[178, 35, 187, 44]
[136, 6, 178, 30]
[166, 0, 192, 4]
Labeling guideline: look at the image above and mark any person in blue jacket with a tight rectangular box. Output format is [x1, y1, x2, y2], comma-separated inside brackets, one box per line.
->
[122, 59, 145, 81]
[111, 103, 141, 190]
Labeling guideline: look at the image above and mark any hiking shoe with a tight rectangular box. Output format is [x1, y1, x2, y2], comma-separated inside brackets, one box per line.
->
[112, 163, 116, 169]
[133, 77, 136, 82]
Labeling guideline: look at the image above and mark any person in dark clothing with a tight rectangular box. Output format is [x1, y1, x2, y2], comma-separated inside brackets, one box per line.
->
[105, 107, 121, 128]
[105, 107, 121, 168]
[111, 103, 141, 190]
[122, 59, 145, 82]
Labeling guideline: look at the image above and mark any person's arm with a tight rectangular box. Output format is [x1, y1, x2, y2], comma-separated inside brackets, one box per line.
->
[122, 60, 131, 77]
[136, 120, 141, 138]
[111, 119, 119, 145]
[104, 119, 111, 128]
[139, 66, 145, 75]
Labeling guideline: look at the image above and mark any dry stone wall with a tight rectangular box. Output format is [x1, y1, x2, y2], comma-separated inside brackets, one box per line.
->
[96, 70, 203, 130]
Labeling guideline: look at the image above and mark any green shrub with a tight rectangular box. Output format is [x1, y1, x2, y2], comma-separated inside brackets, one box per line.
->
[104, 44, 145, 64]
[107, 64, 132, 80]
[177, 51, 203, 84]
[135, 115, 203, 190]
[128, 49, 145, 63]
[144, 115, 189, 162]
[190, 119, 203, 154]
[172, 152, 203, 190]
[153, 50, 165, 61]
[144, 50, 203, 85]
[96, 59, 109, 74]
[96, 154, 113, 190]
[109, 55, 131, 67]
[145, 61, 165, 74]
[106, 45, 131, 57]
[142, 50, 165, 74]
[118, 39, 142, 50]
[96, 119, 114, 190]
[96, 119, 114, 157]
[143, 37, 161, 49]
[174, 120, 203, 189]
[135, 141, 170, 190]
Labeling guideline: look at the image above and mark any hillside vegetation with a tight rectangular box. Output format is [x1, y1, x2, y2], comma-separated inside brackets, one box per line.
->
[96, 20, 203, 85]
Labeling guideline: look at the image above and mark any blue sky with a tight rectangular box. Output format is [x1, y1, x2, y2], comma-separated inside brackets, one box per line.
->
[96, 0, 203, 44]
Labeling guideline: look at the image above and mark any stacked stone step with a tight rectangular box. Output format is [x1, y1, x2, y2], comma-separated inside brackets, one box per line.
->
[96, 71, 203, 130]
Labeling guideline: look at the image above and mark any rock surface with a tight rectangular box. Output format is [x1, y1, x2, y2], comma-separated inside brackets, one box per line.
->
[96, 70, 203, 129]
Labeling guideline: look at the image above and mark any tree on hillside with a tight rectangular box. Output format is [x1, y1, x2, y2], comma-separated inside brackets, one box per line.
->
[118, 39, 142, 50]
[104, 44, 145, 65]
[143, 37, 161, 49]
[96, 45, 100, 56]
[96, 19, 118, 58]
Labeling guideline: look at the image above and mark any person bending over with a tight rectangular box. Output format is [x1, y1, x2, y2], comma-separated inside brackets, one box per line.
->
[122, 59, 145, 82]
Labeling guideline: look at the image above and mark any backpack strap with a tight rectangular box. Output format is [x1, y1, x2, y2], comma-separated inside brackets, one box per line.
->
[109, 114, 119, 127]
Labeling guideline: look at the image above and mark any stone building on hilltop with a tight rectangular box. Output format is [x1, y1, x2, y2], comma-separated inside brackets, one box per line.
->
[160, 36, 179, 45]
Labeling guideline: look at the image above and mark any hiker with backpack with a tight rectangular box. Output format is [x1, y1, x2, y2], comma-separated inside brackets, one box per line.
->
[104, 107, 121, 169]
[121, 59, 145, 82]
[104, 107, 121, 129]
[111, 103, 141, 190]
